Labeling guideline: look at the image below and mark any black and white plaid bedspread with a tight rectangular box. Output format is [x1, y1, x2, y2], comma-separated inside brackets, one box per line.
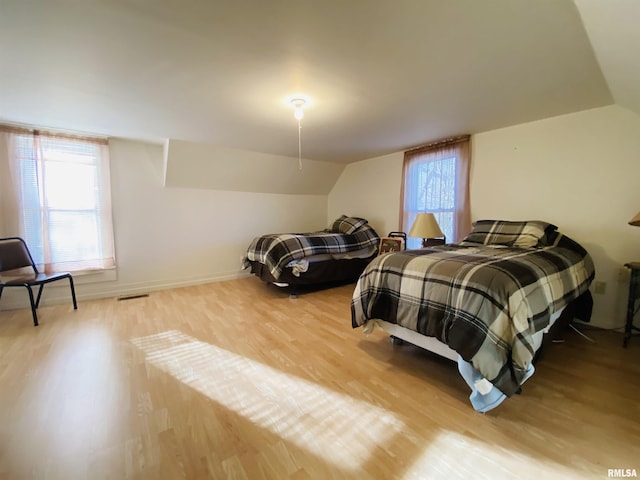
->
[243, 224, 379, 280]
[351, 234, 595, 396]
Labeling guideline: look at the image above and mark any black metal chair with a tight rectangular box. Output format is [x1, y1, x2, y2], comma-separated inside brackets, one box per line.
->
[0, 237, 77, 326]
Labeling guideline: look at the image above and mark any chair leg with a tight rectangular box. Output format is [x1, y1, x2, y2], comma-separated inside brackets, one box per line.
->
[68, 276, 78, 310]
[25, 285, 39, 327]
[35, 284, 45, 308]
[0, 286, 3, 303]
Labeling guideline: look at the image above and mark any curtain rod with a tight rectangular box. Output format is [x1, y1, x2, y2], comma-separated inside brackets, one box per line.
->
[405, 134, 470, 155]
[0, 123, 109, 145]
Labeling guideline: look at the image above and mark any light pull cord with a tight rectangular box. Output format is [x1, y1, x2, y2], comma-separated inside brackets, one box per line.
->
[298, 119, 303, 170]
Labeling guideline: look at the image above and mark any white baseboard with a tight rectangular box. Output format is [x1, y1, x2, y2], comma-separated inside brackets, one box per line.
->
[0, 271, 252, 311]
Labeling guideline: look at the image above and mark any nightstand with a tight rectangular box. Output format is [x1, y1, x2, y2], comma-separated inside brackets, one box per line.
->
[623, 262, 640, 347]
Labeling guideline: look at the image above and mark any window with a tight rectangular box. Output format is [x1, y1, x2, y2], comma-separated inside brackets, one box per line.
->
[401, 136, 471, 249]
[0, 126, 115, 274]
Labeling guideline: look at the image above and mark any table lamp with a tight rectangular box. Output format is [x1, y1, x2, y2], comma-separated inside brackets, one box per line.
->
[409, 213, 445, 247]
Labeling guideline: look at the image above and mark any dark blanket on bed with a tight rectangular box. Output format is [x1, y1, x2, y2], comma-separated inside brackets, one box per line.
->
[351, 234, 595, 396]
[242, 224, 379, 280]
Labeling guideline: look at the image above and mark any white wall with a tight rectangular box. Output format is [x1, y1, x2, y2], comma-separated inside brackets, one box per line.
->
[328, 152, 404, 237]
[1, 138, 329, 309]
[107, 139, 329, 293]
[165, 139, 345, 195]
[328, 105, 640, 329]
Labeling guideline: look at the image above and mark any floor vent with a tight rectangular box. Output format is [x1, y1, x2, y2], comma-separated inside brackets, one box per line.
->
[117, 294, 150, 301]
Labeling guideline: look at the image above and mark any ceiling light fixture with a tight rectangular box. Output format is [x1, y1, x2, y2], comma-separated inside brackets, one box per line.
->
[289, 97, 307, 170]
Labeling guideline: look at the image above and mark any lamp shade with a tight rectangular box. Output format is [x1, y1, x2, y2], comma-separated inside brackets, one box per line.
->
[630, 211, 640, 227]
[409, 213, 444, 239]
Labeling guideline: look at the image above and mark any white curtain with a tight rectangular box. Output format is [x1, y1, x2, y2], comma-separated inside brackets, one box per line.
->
[0, 132, 21, 238]
[401, 136, 471, 247]
[0, 126, 115, 274]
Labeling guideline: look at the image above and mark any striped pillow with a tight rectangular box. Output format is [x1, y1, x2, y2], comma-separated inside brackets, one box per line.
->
[462, 220, 557, 248]
[332, 215, 368, 235]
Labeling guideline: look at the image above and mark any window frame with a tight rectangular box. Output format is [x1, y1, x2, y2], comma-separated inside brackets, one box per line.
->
[1, 125, 116, 275]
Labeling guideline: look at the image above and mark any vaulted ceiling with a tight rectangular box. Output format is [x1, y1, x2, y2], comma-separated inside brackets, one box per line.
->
[0, 1, 636, 163]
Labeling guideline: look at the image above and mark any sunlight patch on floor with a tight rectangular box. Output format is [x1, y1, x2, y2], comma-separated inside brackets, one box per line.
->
[130, 330, 405, 472]
[403, 430, 586, 480]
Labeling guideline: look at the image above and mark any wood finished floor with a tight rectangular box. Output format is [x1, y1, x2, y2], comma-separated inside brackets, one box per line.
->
[0, 277, 638, 480]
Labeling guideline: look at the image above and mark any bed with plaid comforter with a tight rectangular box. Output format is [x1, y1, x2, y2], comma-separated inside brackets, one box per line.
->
[351, 233, 595, 396]
[242, 224, 379, 280]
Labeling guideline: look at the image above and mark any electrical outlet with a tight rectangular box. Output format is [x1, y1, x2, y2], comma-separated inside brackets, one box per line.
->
[594, 281, 606, 295]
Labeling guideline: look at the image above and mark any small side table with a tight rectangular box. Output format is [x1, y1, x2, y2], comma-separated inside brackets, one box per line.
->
[623, 262, 640, 347]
